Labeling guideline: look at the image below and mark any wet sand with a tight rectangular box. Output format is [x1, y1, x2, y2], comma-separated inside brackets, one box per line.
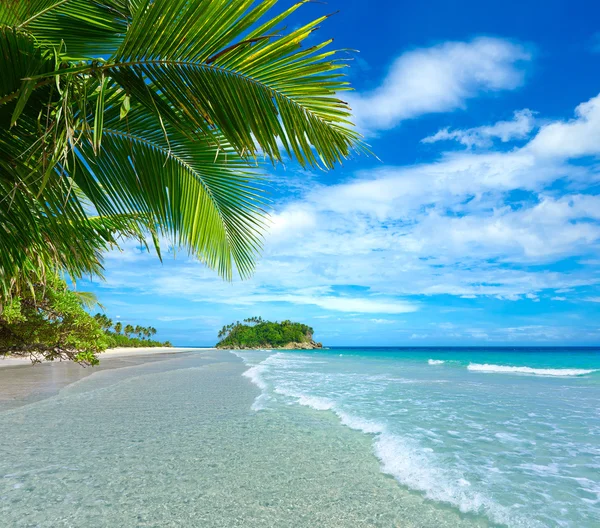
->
[0, 347, 209, 411]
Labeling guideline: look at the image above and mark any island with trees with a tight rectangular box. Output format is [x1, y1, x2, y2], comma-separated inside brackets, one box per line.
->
[216, 317, 323, 350]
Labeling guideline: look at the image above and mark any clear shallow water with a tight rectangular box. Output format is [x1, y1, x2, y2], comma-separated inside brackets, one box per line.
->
[0, 350, 489, 527]
[234, 347, 600, 528]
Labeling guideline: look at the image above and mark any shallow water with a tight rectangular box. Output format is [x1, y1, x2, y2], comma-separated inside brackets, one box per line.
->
[1, 349, 491, 527]
[234, 347, 600, 528]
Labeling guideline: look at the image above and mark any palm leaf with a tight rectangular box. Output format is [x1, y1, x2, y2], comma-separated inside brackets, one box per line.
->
[72, 100, 268, 279]
[0, 0, 131, 58]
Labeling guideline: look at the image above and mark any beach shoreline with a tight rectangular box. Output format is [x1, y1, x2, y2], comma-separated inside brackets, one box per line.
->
[0, 346, 212, 369]
[0, 347, 483, 527]
[0, 347, 212, 411]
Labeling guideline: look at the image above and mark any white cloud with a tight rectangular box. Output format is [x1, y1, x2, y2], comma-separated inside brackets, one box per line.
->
[229, 294, 418, 314]
[585, 297, 600, 303]
[93, 93, 600, 314]
[422, 109, 536, 148]
[402, 195, 600, 261]
[527, 94, 600, 158]
[349, 37, 530, 131]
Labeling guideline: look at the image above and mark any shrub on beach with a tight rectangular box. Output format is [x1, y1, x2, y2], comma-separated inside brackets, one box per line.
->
[0, 276, 108, 365]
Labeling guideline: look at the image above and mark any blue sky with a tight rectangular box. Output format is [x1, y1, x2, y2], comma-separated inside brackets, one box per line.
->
[81, 0, 600, 346]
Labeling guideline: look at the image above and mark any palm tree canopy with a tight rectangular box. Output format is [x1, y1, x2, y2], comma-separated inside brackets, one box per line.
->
[0, 0, 363, 302]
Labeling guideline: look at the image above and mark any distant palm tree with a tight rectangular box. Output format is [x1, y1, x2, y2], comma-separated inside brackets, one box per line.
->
[0, 0, 363, 301]
[114, 322, 122, 335]
[135, 326, 143, 339]
[124, 324, 134, 338]
[93, 313, 113, 332]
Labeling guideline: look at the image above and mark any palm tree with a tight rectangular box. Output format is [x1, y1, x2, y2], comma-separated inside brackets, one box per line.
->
[124, 324, 134, 338]
[114, 322, 122, 335]
[0, 0, 363, 302]
[135, 325, 143, 339]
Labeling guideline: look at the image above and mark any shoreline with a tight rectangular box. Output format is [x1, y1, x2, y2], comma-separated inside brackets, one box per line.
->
[0, 347, 212, 411]
[0, 347, 487, 526]
[0, 346, 213, 369]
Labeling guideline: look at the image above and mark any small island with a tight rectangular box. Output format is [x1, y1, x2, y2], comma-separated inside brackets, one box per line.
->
[216, 317, 323, 350]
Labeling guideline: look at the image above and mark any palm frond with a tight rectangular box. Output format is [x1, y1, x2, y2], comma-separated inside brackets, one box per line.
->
[73, 102, 268, 279]
[0, 0, 131, 58]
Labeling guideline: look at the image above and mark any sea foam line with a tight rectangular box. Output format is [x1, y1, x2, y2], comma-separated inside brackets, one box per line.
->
[467, 363, 597, 377]
[285, 394, 535, 527]
[231, 351, 285, 410]
[237, 351, 539, 527]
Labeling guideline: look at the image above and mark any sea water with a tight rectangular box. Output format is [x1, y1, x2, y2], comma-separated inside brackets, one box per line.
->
[1, 347, 598, 527]
[234, 347, 600, 527]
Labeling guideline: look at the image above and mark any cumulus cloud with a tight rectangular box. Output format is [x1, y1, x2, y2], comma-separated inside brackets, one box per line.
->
[93, 93, 600, 317]
[422, 109, 536, 148]
[348, 37, 530, 131]
[526, 93, 600, 158]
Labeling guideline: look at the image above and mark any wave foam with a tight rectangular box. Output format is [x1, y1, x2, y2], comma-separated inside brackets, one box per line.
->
[336, 411, 386, 435]
[274, 386, 335, 411]
[467, 363, 597, 377]
[428, 359, 445, 365]
[237, 352, 287, 411]
[373, 433, 539, 527]
[260, 374, 537, 526]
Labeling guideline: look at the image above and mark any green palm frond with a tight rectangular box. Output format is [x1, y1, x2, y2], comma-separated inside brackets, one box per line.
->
[0, 0, 131, 58]
[109, 0, 364, 168]
[1, 0, 364, 305]
[72, 289, 102, 309]
[74, 102, 268, 279]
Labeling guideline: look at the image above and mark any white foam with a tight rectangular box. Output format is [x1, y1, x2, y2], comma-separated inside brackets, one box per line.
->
[242, 365, 267, 391]
[274, 386, 335, 411]
[297, 394, 335, 411]
[373, 433, 541, 528]
[428, 359, 445, 365]
[467, 363, 597, 377]
[238, 352, 288, 411]
[336, 411, 386, 435]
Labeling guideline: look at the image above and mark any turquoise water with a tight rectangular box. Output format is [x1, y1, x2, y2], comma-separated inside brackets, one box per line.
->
[234, 347, 600, 527]
[0, 350, 490, 527]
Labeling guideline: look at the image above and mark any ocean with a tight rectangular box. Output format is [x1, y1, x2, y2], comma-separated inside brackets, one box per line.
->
[1, 347, 598, 527]
[234, 347, 600, 527]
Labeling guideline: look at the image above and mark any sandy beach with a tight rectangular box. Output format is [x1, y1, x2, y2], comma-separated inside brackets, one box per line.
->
[0, 347, 209, 410]
[0, 346, 209, 369]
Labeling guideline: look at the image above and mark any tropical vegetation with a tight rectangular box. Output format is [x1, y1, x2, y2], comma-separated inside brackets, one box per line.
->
[216, 317, 319, 349]
[0, 275, 170, 364]
[0, 276, 108, 365]
[94, 313, 171, 348]
[0, 0, 363, 312]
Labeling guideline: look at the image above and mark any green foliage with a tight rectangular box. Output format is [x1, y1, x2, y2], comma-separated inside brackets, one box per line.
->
[0, 275, 108, 365]
[94, 314, 168, 348]
[0, 0, 363, 300]
[216, 318, 315, 349]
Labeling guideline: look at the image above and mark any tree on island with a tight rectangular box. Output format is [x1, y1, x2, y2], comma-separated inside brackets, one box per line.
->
[0, 0, 361, 364]
[216, 318, 321, 350]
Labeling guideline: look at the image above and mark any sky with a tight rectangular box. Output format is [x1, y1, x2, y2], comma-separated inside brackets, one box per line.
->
[81, 0, 600, 346]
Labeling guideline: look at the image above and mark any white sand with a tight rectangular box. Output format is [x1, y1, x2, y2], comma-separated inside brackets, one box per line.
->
[0, 347, 214, 368]
[100, 346, 213, 358]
